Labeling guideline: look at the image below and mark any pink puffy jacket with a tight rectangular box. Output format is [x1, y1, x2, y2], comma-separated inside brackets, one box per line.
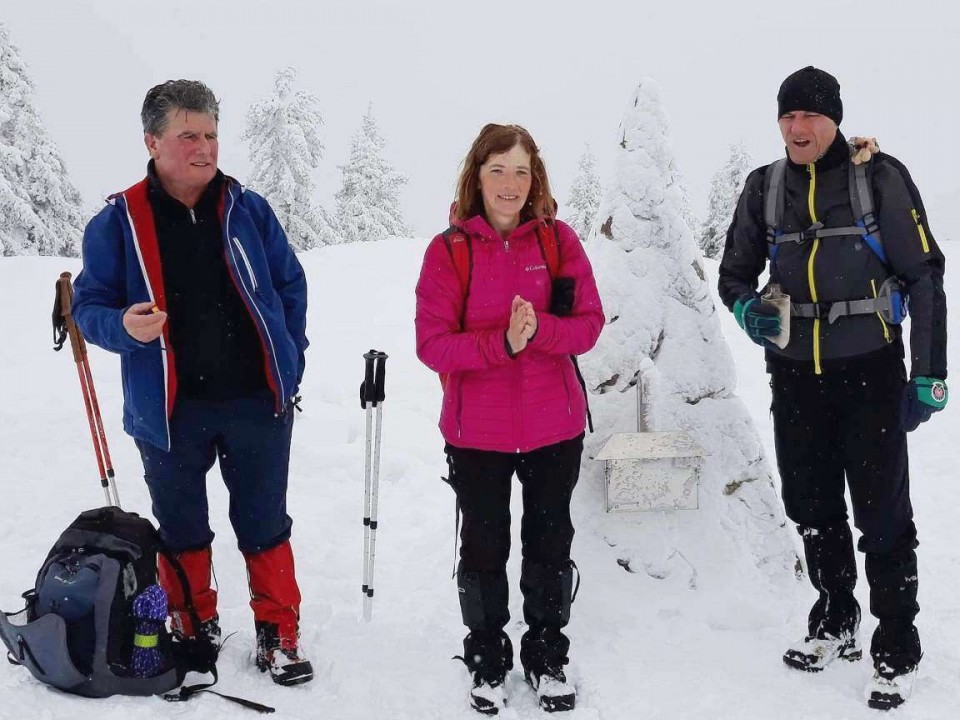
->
[415, 215, 604, 453]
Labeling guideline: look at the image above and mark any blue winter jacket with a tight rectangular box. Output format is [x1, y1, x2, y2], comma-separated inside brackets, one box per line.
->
[72, 176, 308, 451]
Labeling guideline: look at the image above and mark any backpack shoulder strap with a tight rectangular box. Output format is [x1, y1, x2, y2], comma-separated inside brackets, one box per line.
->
[536, 221, 560, 278]
[764, 159, 787, 238]
[441, 226, 472, 292]
[762, 159, 788, 274]
[848, 160, 888, 266]
[441, 227, 472, 331]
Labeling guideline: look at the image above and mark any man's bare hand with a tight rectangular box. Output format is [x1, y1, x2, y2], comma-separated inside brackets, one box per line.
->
[123, 301, 167, 343]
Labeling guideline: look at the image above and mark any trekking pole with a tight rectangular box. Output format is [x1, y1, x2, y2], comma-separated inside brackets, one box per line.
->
[53, 272, 120, 507]
[360, 349, 388, 621]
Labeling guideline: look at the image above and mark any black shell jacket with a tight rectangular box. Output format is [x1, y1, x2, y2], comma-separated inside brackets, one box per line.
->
[718, 132, 947, 379]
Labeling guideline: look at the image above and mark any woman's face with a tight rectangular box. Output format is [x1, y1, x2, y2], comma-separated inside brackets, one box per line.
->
[478, 143, 532, 235]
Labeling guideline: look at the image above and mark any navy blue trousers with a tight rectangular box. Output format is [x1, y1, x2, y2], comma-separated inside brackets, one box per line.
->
[136, 393, 294, 554]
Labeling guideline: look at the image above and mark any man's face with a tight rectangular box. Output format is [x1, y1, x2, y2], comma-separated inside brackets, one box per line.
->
[144, 109, 218, 197]
[778, 111, 838, 165]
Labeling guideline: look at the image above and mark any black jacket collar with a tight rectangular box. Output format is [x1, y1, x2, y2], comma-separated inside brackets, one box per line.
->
[146, 160, 224, 216]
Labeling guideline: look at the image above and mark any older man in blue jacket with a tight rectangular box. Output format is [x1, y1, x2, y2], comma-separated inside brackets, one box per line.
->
[72, 80, 312, 687]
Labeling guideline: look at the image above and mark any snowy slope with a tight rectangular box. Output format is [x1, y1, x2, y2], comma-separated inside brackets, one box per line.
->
[0, 240, 957, 719]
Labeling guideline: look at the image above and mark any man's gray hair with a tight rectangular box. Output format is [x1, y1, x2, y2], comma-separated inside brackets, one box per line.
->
[141, 80, 220, 136]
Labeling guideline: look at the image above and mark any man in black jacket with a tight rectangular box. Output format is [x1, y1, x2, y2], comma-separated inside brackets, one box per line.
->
[719, 66, 948, 710]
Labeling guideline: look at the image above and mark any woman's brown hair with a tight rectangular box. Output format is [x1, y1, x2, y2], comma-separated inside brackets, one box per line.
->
[452, 124, 555, 223]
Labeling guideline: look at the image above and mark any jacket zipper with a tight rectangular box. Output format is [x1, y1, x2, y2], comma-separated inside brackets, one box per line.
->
[910, 209, 930, 254]
[806, 164, 822, 375]
[232, 236, 258, 292]
[504, 234, 523, 452]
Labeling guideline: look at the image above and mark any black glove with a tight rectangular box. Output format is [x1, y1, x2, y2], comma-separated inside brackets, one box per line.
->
[550, 277, 575, 317]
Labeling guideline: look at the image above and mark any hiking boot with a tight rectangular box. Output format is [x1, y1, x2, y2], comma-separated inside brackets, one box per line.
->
[865, 663, 918, 710]
[200, 616, 222, 646]
[524, 664, 576, 712]
[255, 621, 314, 686]
[170, 616, 221, 674]
[468, 671, 507, 715]
[783, 632, 862, 672]
[173, 615, 222, 644]
[457, 631, 513, 715]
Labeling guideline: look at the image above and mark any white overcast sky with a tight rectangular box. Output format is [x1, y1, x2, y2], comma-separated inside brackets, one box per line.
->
[4, 0, 958, 240]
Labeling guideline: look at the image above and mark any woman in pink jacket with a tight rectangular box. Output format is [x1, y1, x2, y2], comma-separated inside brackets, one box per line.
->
[415, 124, 603, 715]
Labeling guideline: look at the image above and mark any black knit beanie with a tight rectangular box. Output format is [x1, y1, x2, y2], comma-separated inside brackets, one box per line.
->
[777, 66, 843, 125]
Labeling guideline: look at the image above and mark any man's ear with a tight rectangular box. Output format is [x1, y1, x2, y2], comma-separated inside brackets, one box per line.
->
[144, 133, 158, 160]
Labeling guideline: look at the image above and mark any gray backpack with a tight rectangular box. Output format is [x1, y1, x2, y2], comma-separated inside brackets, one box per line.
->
[0, 506, 184, 697]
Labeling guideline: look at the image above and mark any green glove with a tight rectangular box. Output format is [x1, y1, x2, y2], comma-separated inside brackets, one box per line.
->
[902, 376, 948, 432]
[733, 293, 781, 346]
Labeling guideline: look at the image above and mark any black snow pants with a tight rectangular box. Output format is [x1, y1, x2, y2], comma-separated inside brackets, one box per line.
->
[770, 347, 921, 672]
[444, 434, 583, 679]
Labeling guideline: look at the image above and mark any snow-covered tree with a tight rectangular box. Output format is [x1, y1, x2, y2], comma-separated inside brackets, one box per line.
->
[700, 142, 752, 259]
[565, 145, 602, 240]
[244, 67, 336, 250]
[675, 174, 698, 237]
[334, 105, 408, 244]
[579, 78, 796, 588]
[0, 22, 84, 257]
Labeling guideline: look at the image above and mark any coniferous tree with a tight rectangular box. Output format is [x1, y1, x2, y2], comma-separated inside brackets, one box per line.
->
[244, 67, 335, 250]
[0, 22, 84, 257]
[581, 78, 796, 583]
[334, 105, 408, 244]
[700, 142, 752, 259]
[675, 175, 699, 237]
[565, 145, 602, 240]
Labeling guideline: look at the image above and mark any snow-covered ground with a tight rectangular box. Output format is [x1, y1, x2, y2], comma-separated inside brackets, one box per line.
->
[0, 239, 957, 719]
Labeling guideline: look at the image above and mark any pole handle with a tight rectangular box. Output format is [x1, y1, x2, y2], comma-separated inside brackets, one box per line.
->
[373, 351, 387, 404]
[54, 272, 87, 363]
[360, 349, 388, 408]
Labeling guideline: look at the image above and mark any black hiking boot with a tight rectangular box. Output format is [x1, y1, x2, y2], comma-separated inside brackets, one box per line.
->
[783, 631, 862, 672]
[255, 621, 314, 686]
[468, 670, 507, 715]
[456, 630, 513, 715]
[524, 662, 576, 712]
[866, 662, 918, 710]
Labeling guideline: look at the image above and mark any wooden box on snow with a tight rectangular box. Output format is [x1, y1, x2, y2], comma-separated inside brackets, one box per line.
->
[596, 432, 705, 512]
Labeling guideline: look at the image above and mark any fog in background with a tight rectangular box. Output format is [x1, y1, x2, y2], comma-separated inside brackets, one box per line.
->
[4, 0, 956, 240]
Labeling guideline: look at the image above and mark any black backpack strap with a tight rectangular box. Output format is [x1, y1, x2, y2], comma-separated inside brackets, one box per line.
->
[570, 357, 594, 434]
[164, 664, 275, 713]
[156, 546, 274, 713]
[156, 546, 208, 647]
